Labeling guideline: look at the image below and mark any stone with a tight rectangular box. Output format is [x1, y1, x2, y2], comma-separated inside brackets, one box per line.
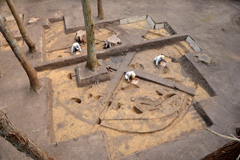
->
[155, 23, 164, 29]
[186, 36, 201, 52]
[75, 60, 111, 87]
[196, 53, 212, 64]
[146, 15, 155, 29]
[164, 22, 177, 35]
[127, 15, 146, 23]
[27, 17, 40, 24]
[120, 18, 128, 25]
[120, 16, 146, 25]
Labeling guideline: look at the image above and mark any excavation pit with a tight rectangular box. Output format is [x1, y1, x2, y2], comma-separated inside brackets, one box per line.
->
[36, 15, 214, 160]
[43, 15, 178, 62]
[38, 64, 206, 159]
[44, 21, 117, 61]
[38, 46, 211, 159]
[120, 15, 176, 41]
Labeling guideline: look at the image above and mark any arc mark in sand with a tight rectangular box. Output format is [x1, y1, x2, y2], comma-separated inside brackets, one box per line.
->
[100, 97, 192, 133]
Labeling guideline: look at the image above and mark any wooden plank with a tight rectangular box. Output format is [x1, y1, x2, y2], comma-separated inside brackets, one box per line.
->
[131, 69, 196, 96]
[103, 52, 136, 99]
[108, 65, 196, 96]
[93, 52, 136, 124]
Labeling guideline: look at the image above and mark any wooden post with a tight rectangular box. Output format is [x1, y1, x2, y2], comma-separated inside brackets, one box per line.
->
[97, 0, 104, 20]
[6, 0, 37, 53]
[81, 0, 99, 71]
[0, 110, 54, 160]
[0, 14, 41, 92]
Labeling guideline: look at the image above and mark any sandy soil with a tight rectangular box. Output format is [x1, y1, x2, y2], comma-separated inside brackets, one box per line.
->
[38, 66, 109, 141]
[37, 18, 211, 158]
[38, 56, 206, 159]
[97, 78, 205, 159]
[39, 12, 209, 160]
[129, 42, 210, 101]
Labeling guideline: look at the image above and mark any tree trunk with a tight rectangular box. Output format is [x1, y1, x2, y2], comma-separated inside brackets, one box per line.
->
[0, 14, 41, 92]
[97, 0, 104, 20]
[201, 140, 240, 160]
[0, 110, 54, 160]
[6, 0, 36, 53]
[81, 0, 99, 71]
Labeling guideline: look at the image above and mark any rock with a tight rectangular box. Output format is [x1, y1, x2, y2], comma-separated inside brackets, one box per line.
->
[196, 53, 212, 64]
[146, 15, 155, 29]
[131, 97, 135, 101]
[27, 17, 40, 24]
[186, 36, 201, 52]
